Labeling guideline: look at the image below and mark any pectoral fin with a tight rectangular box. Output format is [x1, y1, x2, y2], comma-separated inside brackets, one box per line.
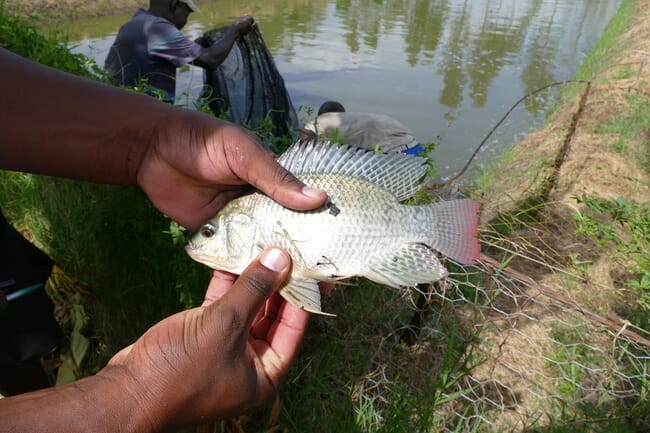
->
[280, 278, 336, 316]
[366, 243, 448, 288]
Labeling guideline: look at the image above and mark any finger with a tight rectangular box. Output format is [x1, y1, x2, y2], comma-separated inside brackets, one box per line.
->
[107, 343, 134, 366]
[202, 270, 238, 306]
[249, 299, 309, 387]
[251, 293, 274, 328]
[249, 292, 283, 338]
[264, 300, 309, 359]
[184, 188, 245, 232]
[251, 306, 265, 328]
[222, 131, 328, 211]
[215, 247, 292, 328]
[250, 293, 309, 346]
[260, 164, 328, 212]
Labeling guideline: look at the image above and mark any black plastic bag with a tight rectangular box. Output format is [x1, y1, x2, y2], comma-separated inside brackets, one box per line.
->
[0, 210, 61, 364]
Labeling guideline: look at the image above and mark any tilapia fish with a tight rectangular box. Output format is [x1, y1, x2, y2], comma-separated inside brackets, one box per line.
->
[186, 139, 480, 314]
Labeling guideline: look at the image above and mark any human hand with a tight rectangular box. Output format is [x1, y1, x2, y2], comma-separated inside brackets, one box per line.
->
[194, 35, 206, 47]
[135, 112, 326, 231]
[105, 247, 307, 430]
[232, 15, 254, 36]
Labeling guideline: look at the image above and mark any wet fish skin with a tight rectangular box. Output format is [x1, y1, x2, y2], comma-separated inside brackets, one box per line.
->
[185, 139, 480, 314]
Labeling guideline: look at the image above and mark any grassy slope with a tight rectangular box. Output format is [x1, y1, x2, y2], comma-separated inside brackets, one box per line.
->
[2, 0, 142, 20]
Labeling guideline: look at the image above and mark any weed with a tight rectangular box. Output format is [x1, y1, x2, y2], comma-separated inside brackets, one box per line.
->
[572, 195, 650, 325]
[591, 93, 650, 174]
[0, 2, 105, 79]
[610, 138, 629, 155]
[546, 321, 650, 432]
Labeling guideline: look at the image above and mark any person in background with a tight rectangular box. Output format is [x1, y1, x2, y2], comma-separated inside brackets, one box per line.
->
[0, 47, 328, 432]
[303, 101, 426, 156]
[104, 0, 253, 103]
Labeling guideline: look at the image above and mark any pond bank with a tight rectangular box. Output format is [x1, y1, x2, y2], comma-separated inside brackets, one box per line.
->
[474, 0, 648, 322]
[3, 0, 141, 20]
[459, 1, 649, 426]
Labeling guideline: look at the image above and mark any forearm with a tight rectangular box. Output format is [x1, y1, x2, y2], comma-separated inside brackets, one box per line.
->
[0, 48, 177, 186]
[0, 366, 157, 433]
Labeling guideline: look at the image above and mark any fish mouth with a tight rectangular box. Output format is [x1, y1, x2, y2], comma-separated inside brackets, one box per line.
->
[184, 244, 230, 271]
[184, 243, 205, 263]
[184, 243, 206, 262]
[184, 241, 197, 256]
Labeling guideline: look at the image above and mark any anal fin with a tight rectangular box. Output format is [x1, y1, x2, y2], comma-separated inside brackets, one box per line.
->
[366, 243, 448, 288]
[280, 278, 336, 316]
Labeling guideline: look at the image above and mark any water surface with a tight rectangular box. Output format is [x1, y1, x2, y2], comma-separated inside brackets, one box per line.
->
[66, 0, 622, 179]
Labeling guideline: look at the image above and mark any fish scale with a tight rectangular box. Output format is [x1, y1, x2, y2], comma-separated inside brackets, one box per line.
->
[186, 139, 480, 314]
[254, 173, 409, 279]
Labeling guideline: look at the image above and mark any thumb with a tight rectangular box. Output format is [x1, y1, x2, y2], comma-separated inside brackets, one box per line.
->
[221, 130, 328, 211]
[107, 343, 134, 366]
[212, 247, 292, 327]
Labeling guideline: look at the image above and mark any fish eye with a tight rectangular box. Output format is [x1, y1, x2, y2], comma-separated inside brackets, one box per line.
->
[200, 223, 216, 238]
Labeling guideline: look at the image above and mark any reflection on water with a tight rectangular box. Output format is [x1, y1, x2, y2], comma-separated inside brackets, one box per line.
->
[65, 0, 621, 179]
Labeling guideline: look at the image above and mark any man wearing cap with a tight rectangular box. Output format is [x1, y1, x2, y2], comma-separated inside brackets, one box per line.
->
[105, 0, 253, 103]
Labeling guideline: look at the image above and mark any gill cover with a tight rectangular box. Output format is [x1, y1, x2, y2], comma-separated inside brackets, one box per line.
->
[223, 212, 259, 272]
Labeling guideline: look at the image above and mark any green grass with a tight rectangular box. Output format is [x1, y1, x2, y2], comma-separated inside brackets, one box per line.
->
[250, 281, 490, 433]
[568, 0, 639, 94]
[0, 173, 211, 369]
[543, 322, 650, 433]
[591, 93, 650, 173]
[0, 1, 105, 79]
[572, 195, 650, 328]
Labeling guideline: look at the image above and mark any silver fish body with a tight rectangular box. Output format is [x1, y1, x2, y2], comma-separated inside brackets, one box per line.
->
[186, 139, 480, 313]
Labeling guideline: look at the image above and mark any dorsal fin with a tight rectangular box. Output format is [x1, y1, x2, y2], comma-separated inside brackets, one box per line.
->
[278, 138, 428, 201]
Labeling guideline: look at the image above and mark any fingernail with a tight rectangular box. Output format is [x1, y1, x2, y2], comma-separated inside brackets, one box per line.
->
[260, 248, 289, 272]
[302, 186, 326, 198]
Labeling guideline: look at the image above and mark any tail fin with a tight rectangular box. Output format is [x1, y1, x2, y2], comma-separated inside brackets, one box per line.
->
[424, 199, 480, 265]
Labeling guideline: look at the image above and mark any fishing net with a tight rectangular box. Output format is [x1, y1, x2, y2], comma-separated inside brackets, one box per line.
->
[255, 72, 650, 432]
[201, 25, 299, 139]
[283, 182, 650, 432]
